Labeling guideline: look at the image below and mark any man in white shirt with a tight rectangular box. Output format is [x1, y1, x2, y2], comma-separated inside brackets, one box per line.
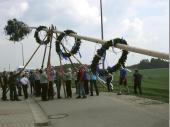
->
[20, 74, 30, 99]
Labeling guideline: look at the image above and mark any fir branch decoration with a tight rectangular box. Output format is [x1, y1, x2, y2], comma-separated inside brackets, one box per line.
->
[4, 18, 31, 42]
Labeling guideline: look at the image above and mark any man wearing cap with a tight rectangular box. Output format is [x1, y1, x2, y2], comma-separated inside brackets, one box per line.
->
[118, 66, 129, 95]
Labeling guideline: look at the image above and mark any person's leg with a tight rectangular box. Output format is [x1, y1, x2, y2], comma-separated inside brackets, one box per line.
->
[32, 82, 35, 95]
[58, 83, 61, 98]
[118, 78, 122, 95]
[56, 81, 61, 98]
[83, 81, 86, 94]
[41, 84, 44, 100]
[75, 80, 78, 94]
[80, 81, 86, 98]
[124, 78, 129, 94]
[35, 80, 38, 96]
[50, 81, 54, 99]
[76, 81, 82, 98]
[9, 86, 14, 100]
[90, 80, 93, 96]
[37, 80, 41, 96]
[68, 80, 72, 98]
[22, 85, 27, 99]
[84, 80, 89, 94]
[48, 81, 53, 99]
[65, 81, 69, 98]
[30, 83, 32, 95]
[25, 86, 28, 99]
[93, 80, 99, 96]
[37, 81, 40, 96]
[2, 86, 7, 100]
[14, 86, 19, 100]
[44, 84, 48, 100]
[134, 83, 137, 94]
[18, 84, 22, 96]
[138, 82, 142, 95]
[86, 80, 89, 94]
[22, 85, 25, 98]
[106, 78, 111, 92]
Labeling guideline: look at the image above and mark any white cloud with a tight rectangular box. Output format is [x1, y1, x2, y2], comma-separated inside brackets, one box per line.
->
[0, 0, 29, 18]
[46, 0, 102, 25]
[0, 0, 168, 71]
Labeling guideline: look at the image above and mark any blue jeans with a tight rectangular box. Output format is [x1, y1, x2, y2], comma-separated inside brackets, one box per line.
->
[78, 81, 86, 97]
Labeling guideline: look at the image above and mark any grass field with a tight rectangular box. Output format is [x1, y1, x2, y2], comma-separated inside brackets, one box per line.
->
[98, 68, 169, 103]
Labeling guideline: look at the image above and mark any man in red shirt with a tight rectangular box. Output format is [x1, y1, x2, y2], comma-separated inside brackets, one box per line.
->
[76, 65, 87, 99]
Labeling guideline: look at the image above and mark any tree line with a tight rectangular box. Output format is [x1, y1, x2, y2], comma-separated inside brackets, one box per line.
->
[128, 58, 169, 69]
[53, 58, 169, 71]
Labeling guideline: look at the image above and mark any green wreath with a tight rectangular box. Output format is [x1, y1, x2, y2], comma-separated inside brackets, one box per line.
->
[34, 26, 50, 45]
[90, 38, 128, 74]
[55, 30, 81, 57]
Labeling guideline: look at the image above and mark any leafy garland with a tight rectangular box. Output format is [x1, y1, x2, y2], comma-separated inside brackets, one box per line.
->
[55, 30, 81, 57]
[4, 18, 31, 42]
[34, 26, 50, 45]
[90, 38, 128, 74]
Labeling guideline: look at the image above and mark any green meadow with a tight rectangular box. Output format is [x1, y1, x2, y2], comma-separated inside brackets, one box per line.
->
[98, 68, 169, 103]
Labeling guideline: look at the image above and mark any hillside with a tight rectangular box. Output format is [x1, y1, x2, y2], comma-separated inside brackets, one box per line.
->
[112, 68, 169, 102]
[128, 58, 169, 69]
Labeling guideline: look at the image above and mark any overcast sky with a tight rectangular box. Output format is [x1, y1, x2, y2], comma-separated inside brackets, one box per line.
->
[0, 0, 169, 71]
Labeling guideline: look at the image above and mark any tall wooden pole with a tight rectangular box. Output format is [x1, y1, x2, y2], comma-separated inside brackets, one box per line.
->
[30, 27, 169, 60]
[53, 30, 169, 60]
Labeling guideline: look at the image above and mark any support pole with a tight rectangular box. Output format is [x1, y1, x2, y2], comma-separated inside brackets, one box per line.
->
[60, 43, 77, 71]
[41, 45, 48, 69]
[61, 46, 82, 64]
[19, 44, 41, 75]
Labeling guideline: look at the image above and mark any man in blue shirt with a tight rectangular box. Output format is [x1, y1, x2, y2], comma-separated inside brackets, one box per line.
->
[118, 66, 129, 95]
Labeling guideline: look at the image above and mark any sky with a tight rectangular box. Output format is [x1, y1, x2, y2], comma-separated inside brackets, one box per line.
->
[0, 0, 169, 71]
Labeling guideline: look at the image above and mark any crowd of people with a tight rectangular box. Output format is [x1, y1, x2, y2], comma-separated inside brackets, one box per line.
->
[0, 65, 101, 101]
[0, 65, 143, 101]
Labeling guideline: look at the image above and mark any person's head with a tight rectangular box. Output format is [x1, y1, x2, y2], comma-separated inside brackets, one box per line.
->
[68, 68, 71, 72]
[10, 72, 13, 76]
[22, 74, 25, 77]
[36, 69, 39, 73]
[39, 69, 43, 74]
[3, 71, 6, 75]
[135, 69, 138, 73]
